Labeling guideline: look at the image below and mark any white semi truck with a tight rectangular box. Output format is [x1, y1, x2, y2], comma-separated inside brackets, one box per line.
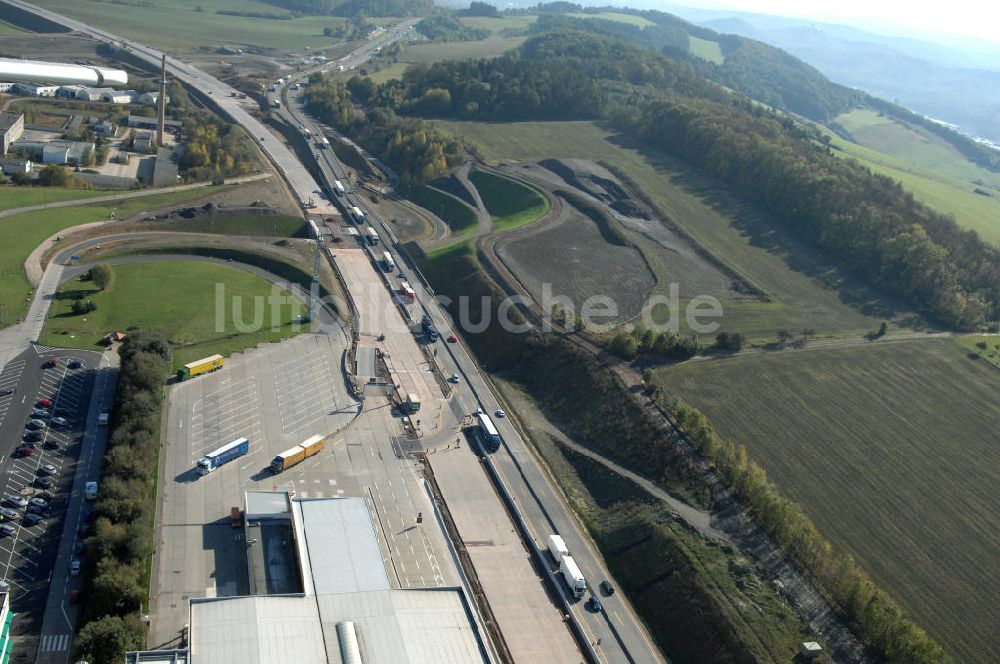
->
[560, 555, 586, 598]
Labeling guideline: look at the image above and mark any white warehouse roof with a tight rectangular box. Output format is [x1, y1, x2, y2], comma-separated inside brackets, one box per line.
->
[297, 498, 389, 596]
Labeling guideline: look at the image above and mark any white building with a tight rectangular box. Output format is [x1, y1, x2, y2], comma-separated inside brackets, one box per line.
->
[103, 89, 138, 104]
[76, 87, 114, 102]
[56, 85, 84, 99]
[16, 83, 59, 97]
[0, 82, 16, 93]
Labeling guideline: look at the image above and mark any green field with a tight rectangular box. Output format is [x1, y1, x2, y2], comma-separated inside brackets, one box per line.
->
[39, 260, 306, 368]
[0, 187, 110, 212]
[0, 189, 223, 328]
[406, 185, 477, 235]
[688, 35, 724, 64]
[0, 20, 25, 34]
[31, 0, 348, 51]
[956, 334, 1000, 368]
[458, 15, 537, 34]
[438, 120, 896, 338]
[828, 110, 1000, 244]
[659, 339, 1000, 664]
[568, 11, 654, 28]
[468, 170, 548, 231]
[141, 214, 304, 237]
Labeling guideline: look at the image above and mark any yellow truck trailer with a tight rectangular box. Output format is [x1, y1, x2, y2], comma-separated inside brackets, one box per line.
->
[177, 354, 224, 381]
[299, 434, 326, 459]
[270, 435, 326, 473]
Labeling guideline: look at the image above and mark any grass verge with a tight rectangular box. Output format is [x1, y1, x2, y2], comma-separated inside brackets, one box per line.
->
[405, 185, 478, 235]
[468, 169, 549, 231]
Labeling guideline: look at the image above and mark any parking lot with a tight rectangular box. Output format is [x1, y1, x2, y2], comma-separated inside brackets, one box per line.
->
[150, 332, 459, 648]
[0, 348, 99, 624]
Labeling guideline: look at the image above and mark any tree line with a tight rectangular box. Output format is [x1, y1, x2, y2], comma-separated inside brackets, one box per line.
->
[74, 333, 172, 664]
[374, 29, 999, 329]
[180, 116, 258, 182]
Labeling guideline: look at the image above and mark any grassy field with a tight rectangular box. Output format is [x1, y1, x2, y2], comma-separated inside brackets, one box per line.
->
[956, 334, 1000, 368]
[0, 187, 110, 212]
[438, 119, 897, 338]
[828, 110, 1000, 244]
[39, 260, 306, 368]
[468, 170, 549, 231]
[139, 214, 304, 237]
[458, 15, 537, 34]
[0, 189, 224, 328]
[688, 35, 724, 64]
[366, 36, 526, 84]
[0, 20, 25, 34]
[658, 339, 1000, 664]
[31, 0, 347, 51]
[405, 185, 477, 235]
[568, 11, 654, 28]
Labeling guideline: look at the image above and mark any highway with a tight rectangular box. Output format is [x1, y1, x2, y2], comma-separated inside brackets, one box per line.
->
[5, 3, 663, 662]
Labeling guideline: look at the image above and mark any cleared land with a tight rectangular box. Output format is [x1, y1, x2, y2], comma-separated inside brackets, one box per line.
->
[828, 110, 1000, 244]
[658, 339, 1000, 664]
[405, 185, 477, 235]
[568, 11, 654, 28]
[31, 0, 348, 51]
[0, 188, 229, 327]
[438, 120, 896, 338]
[457, 15, 537, 33]
[39, 260, 306, 368]
[499, 195, 655, 320]
[468, 170, 549, 231]
[367, 37, 525, 84]
[0, 186, 110, 211]
[688, 35, 724, 64]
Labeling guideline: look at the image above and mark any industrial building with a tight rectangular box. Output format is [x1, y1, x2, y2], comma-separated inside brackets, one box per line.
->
[128, 494, 490, 664]
[138, 91, 169, 107]
[15, 83, 59, 97]
[0, 111, 24, 154]
[128, 113, 182, 133]
[9, 138, 94, 165]
[0, 156, 32, 175]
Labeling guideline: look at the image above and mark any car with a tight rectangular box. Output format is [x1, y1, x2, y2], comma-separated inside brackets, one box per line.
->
[36, 398, 52, 409]
[53, 408, 70, 418]
[36, 490, 55, 503]
[24, 430, 42, 442]
[68, 360, 83, 369]
[29, 497, 48, 509]
[34, 477, 53, 489]
[0, 524, 14, 536]
[27, 504, 46, 515]
[0, 508, 18, 520]
[43, 439, 60, 450]
[14, 446, 34, 458]
[495, 409, 506, 418]
[450, 373, 461, 384]
[586, 595, 603, 612]
[26, 419, 45, 430]
[38, 464, 57, 476]
[4, 496, 27, 509]
[51, 416, 69, 428]
[69, 560, 80, 576]
[31, 409, 48, 419]
[0, 388, 12, 397]
[447, 335, 458, 343]
[23, 513, 41, 526]
[600, 580, 615, 596]
[43, 358, 58, 368]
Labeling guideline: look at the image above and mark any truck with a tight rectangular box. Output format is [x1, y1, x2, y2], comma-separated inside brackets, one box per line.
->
[547, 534, 569, 563]
[350, 205, 364, 223]
[405, 393, 421, 414]
[366, 226, 379, 246]
[333, 180, 345, 196]
[560, 555, 587, 598]
[317, 137, 330, 149]
[381, 251, 396, 272]
[270, 434, 326, 473]
[400, 281, 416, 304]
[196, 437, 250, 475]
[271, 99, 280, 108]
[477, 412, 501, 451]
[177, 354, 224, 381]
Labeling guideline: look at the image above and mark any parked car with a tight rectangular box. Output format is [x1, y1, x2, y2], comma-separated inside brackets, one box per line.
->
[23, 513, 42, 526]
[28, 497, 48, 509]
[0, 508, 19, 520]
[0, 388, 12, 397]
[68, 360, 83, 369]
[27, 504, 46, 515]
[26, 419, 45, 430]
[36, 398, 53, 409]
[38, 464, 57, 476]
[31, 409, 48, 419]
[43, 439, 59, 450]
[23, 430, 42, 442]
[51, 417, 69, 428]
[5, 497, 27, 509]
[14, 446, 34, 458]
[36, 491, 55, 503]
[0, 524, 14, 536]
[69, 560, 80, 576]
[34, 477, 53, 489]
[43, 358, 58, 369]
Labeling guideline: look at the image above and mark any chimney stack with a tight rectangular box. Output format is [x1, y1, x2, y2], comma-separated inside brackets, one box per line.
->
[157, 54, 166, 147]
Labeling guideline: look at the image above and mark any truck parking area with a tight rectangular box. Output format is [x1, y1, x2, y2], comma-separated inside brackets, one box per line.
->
[150, 332, 458, 649]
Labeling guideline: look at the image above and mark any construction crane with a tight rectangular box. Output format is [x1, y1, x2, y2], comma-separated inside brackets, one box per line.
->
[0, 57, 127, 86]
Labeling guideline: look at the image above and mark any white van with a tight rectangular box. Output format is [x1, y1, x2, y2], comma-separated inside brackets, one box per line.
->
[85, 481, 98, 500]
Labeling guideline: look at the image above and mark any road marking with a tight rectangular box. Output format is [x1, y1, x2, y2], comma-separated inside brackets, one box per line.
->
[40, 633, 70, 652]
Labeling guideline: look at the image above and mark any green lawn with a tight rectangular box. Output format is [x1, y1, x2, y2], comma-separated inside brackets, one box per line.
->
[31, 0, 348, 51]
[406, 185, 477, 235]
[828, 110, 1000, 244]
[956, 334, 1000, 369]
[688, 36, 724, 64]
[143, 214, 304, 237]
[0, 187, 110, 212]
[658, 339, 1000, 664]
[39, 260, 306, 369]
[438, 119, 896, 338]
[468, 170, 548, 231]
[0, 189, 225, 329]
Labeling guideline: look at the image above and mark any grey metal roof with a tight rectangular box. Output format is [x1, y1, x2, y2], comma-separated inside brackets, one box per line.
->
[245, 490, 291, 520]
[297, 498, 389, 595]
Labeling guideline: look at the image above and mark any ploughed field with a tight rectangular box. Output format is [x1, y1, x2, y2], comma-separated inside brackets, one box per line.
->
[658, 338, 1000, 664]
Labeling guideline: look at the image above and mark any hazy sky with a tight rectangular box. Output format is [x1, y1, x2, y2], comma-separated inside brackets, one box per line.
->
[683, 0, 1000, 44]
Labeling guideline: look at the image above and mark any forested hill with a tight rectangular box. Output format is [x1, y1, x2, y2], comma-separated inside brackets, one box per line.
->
[356, 29, 1000, 331]
[532, 11, 863, 122]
